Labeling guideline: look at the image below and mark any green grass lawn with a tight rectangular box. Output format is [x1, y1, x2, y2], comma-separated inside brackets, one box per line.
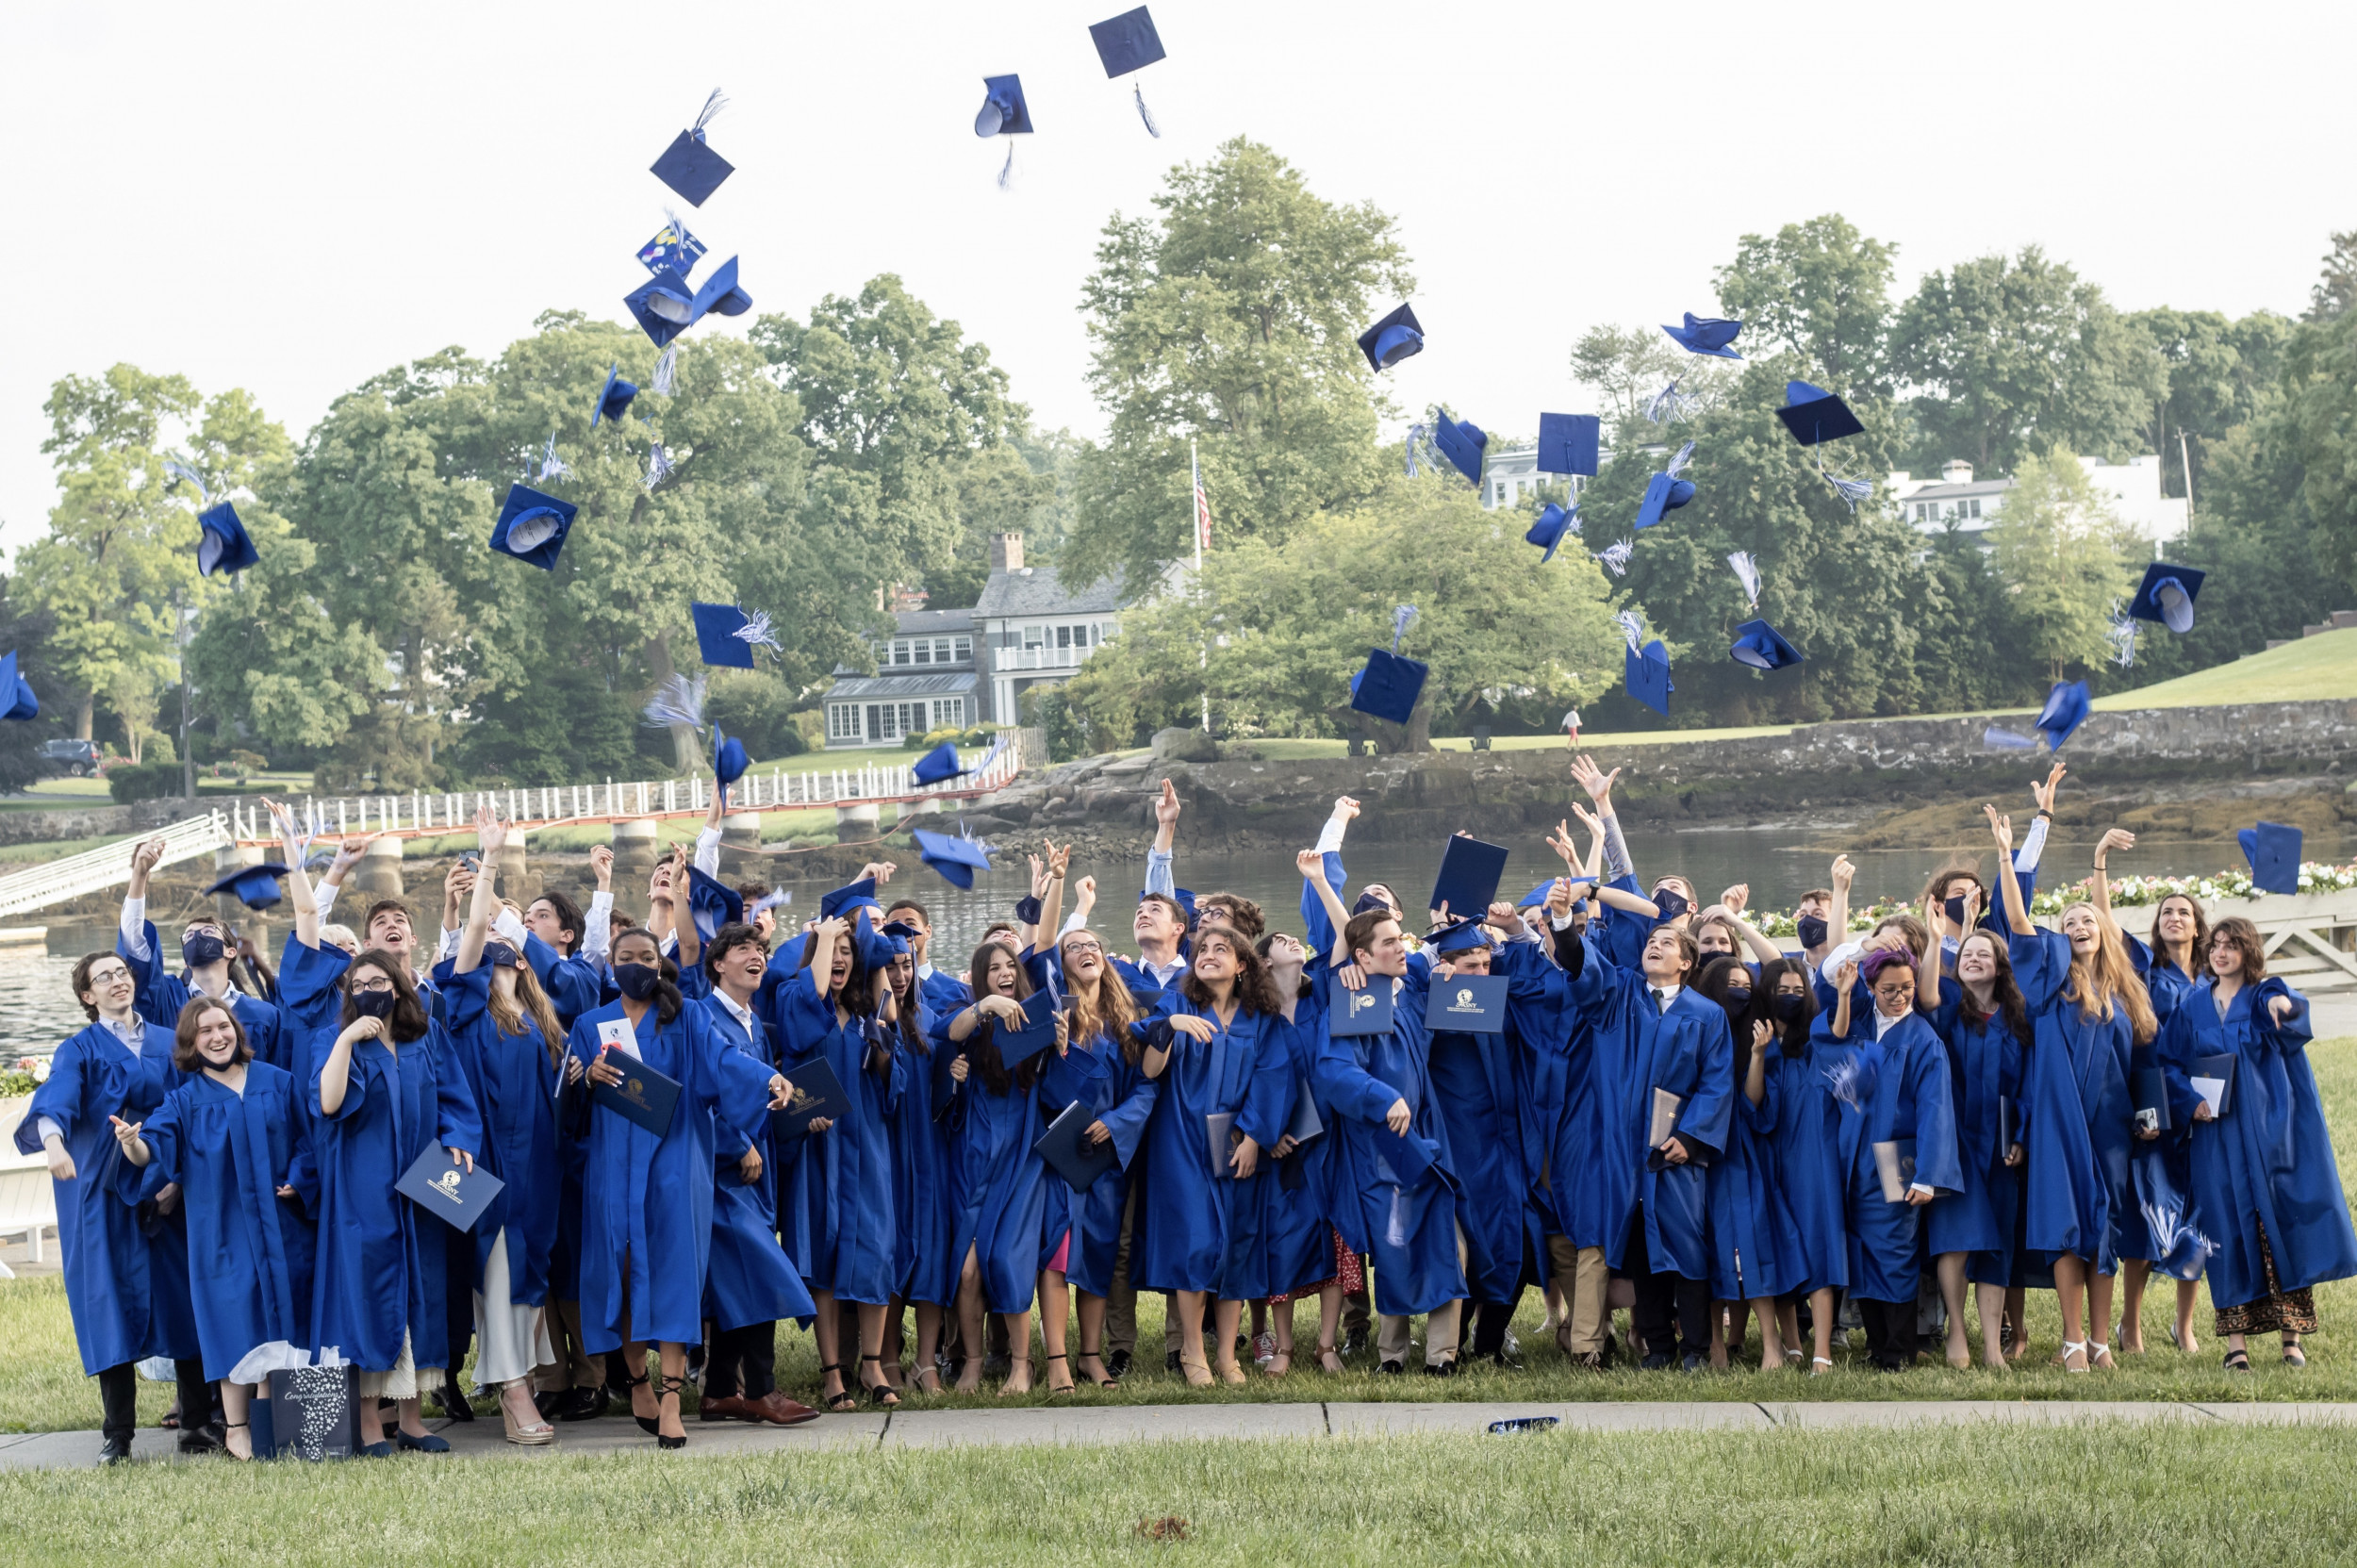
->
[6, 1424, 2355, 1565]
[2095, 626, 2357, 709]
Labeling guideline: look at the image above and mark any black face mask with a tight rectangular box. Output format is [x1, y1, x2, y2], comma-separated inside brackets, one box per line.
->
[351, 989, 397, 1019]
[1795, 916, 1829, 949]
[1723, 987, 1752, 1009]
[1944, 895, 1971, 927]
[1772, 992, 1807, 1022]
[182, 933, 227, 968]
[1654, 890, 1690, 922]
[614, 963, 662, 1001]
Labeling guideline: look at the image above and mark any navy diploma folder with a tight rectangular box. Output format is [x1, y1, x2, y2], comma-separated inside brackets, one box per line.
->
[1425, 974, 1507, 1033]
[1034, 1099, 1119, 1194]
[396, 1142, 504, 1232]
[1328, 981, 1394, 1037]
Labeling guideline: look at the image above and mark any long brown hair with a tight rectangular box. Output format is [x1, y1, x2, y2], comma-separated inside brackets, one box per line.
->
[964, 938, 1039, 1095]
[1178, 926, 1281, 1016]
[1061, 928, 1142, 1065]
[1953, 930, 2032, 1046]
[2059, 903, 2157, 1043]
[340, 949, 431, 1044]
[2207, 916, 2268, 984]
[485, 956, 567, 1067]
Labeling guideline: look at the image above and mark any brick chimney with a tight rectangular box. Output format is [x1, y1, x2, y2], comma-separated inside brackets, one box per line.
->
[989, 532, 1024, 571]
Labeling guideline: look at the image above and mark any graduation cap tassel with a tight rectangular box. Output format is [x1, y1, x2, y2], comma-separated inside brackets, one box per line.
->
[645, 442, 673, 488]
[162, 458, 211, 506]
[2107, 608, 2138, 668]
[1133, 83, 1161, 138]
[1403, 423, 1427, 477]
[641, 673, 706, 732]
[692, 88, 728, 140]
[731, 608, 782, 657]
[1390, 603, 1418, 653]
[1726, 551, 1761, 609]
[1613, 610, 1646, 654]
[651, 343, 680, 397]
[536, 432, 569, 484]
[997, 142, 1015, 190]
[1596, 537, 1633, 577]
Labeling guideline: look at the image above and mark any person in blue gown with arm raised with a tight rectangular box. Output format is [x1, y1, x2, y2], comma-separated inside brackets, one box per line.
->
[875, 931, 953, 1395]
[2118, 883, 2211, 1355]
[117, 834, 289, 1076]
[1689, 955, 1798, 1370]
[1246, 920, 1341, 1377]
[2159, 916, 2357, 1371]
[108, 997, 315, 1461]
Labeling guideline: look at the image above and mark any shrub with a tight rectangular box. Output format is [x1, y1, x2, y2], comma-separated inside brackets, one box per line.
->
[107, 761, 187, 804]
[706, 670, 808, 761]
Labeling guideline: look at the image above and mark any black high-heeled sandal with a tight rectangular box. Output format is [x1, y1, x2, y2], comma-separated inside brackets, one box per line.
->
[1077, 1342, 1120, 1389]
[653, 1374, 687, 1450]
[859, 1354, 900, 1408]
[1044, 1351, 1075, 1395]
[820, 1361, 855, 1412]
[223, 1420, 252, 1462]
[626, 1372, 658, 1435]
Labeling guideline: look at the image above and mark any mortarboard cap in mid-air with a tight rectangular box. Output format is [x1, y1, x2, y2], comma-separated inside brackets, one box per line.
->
[689, 255, 753, 319]
[1357, 303, 1424, 373]
[1634, 470, 1696, 530]
[976, 74, 1033, 136]
[1661, 312, 1743, 358]
[488, 484, 578, 570]
[1089, 6, 1165, 74]
[1773, 381, 1865, 445]
[637, 219, 707, 276]
[196, 503, 258, 577]
[1349, 647, 1428, 727]
[1624, 638, 1673, 717]
[1430, 409, 1487, 486]
[914, 830, 994, 889]
[820, 878, 880, 920]
[2127, 560, 2205, 634]
[594, 364, 638, 426]
[911, 741, 973, 786]
[650, 91, 734, 206]
[0, 652, 35, 721]
[1525, 503, 1576, 564]
[1729, 619, 1804, 671]
[692, 602, 759, 669]
[1536, 412, 1600, 477]
[205, 862, 291, 911]
[684, 867, 744, 942]
[2238, 821, 2302, 897]
[712, 728, 748, 788]
[625, 268, 699, 349]
[2034, 681, 2091, 751]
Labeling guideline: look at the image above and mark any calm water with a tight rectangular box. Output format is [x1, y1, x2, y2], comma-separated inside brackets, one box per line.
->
[0, 833, 2252, 1062]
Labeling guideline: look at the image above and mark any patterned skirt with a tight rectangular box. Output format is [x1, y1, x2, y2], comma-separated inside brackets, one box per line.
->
[1270, 1227, 1364, 1304]
[2212, 1222, 2318, 1336]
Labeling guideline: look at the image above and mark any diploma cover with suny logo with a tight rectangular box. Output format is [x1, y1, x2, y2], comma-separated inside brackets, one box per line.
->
[395, 1142, 505, 1232]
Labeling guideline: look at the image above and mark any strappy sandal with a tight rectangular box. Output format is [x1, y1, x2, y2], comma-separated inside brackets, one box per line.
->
[1178, 1352, 1215, 1388]
[1316, 1340, 1345, 1376]
[2087, 1342, 2117, 1370]
[2283, 1344, 2308, 1369]
[626, 1371, 659, 1433]
[2223, 1348, 2251, 1373]
[2060, 1339, 2090, 1373]
[1809, 1356, 1833, 1377]
[1077, 1342, 1120, 1389]
[819, 1361, 856, 1412]
[223, 1420, 252, 1462]
[1043, 1352, 1075, 1396]
[859, 1354, 900, 1408]
[912, 1363, 946, 1395]
[652, 1374, 688, 1449]
[1264, 1349, 1292, 1378]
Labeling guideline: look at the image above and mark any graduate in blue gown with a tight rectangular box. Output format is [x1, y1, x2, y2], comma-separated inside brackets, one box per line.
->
[1987, 804, 2156, 1371]
[119, 834, 288, 1075]
[1240, 920, 1343, 1376]
[1813, 949, 1963, 1371]
[936, 933, 1056, 1394]
[1299, 879, 1467, 1376]
[15, 951, 206, 1461]
[309, 944, 481, 1455]
[109, 996, 315, 1461]
[1920, 917, 2032, 1368]
[565, 928, 791, 1447]
[519, 847, 614, 1032]
[2159, 916, 2357, 1369]
[1130, 922, 1294, 1384]
[876, 933, 953, 1395]
[767, 907, 905, 1411]
[676, 914, 819, 1427]
[1690, 956, 1799, 1369]
[435, 815, 566, 1444]
[2117, 881, 2211, 1354]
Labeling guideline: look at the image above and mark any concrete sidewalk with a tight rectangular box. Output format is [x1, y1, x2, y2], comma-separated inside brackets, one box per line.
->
[8, 1399, 2356, 1469]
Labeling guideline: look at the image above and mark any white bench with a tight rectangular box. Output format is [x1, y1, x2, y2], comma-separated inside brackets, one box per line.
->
[0, 1098, 58, 1278]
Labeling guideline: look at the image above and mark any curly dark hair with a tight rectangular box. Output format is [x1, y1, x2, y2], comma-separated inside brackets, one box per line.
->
[339, 949, 432, 1043]
[1178, 926, 1282, 1016]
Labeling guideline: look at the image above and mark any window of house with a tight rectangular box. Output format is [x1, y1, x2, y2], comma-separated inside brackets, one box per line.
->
[932, 637, 951, 663]
[1023, 626, 1045, 650]
[932, 697, 964, 729]
[914, 639, 931, 665]
[1055, 625, 1072, 649]
[828, 704, 861, 741]
[952, 635, 972, 662]
[1969, 500, 1982, 519]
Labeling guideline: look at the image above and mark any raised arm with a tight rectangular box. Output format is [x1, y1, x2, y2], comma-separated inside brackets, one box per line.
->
[121, 836, 164, 962]
[1297, 849, 1353, 968]
[2087, 828, 2134, 931]
[1917, 888, 1946, 1004]
[1145, 779, 1180, 896]
[583, 844, 616, 968]
[1035, 840, 1071, 943]
[694, 784, 725, 878]
[1568, 756, 1632, 884]
[1828, 854, 1854, 945]
[454, 808, 505, 976]
[1713, 884, 1786, 966]
[265, 801, 321, 950]
[1985, 807, 2034, 935]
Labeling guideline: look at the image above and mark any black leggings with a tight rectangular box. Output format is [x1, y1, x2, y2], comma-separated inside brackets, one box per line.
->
[99, 1359, 211, 1445]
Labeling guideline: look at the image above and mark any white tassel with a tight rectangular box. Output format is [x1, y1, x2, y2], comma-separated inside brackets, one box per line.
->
[692, 88, 728, 138]
[1596, 537, 1633, 577]
[1134, 83, 1161, 138]
[641, 673, 706, 732]
[1613, 610, 1645, 653]
[162, 458, 210, 506]
[652, 343, 679, 397]
[644, 442, 673, 488]
[1727, 551, 1761, 608]
[1665, 440, 1696, 480]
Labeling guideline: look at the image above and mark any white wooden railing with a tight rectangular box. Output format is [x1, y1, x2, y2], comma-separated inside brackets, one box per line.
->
[0, 811, 233, 920]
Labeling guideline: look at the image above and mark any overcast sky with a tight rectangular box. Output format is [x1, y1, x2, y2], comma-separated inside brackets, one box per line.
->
[5, 0, 2348, 558]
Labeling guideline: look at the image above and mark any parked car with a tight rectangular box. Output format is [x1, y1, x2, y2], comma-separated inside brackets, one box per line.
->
[37, 738, 100, 777]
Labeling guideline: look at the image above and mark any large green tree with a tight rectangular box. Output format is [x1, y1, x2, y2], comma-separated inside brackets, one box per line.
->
[1714, 214, 1898, 396]
[1890, 246, 2167, 477]
[2124, 307, 2292, 501]
[1063, 138, 1412, 589]
[1986, 449, 2139, 681]
[2280, 300, 2357, 592]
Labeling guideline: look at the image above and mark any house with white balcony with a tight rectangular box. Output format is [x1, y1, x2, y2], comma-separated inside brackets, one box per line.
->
[820, 607, 981, 749]
[973, 533, 1128, 727]
[1890, 455, 2188, 548]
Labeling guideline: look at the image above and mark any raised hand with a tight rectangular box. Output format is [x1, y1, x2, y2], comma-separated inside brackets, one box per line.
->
[589, 843, 614, 891]
[1720, 883, 1750, 916]
[1155, 779, 1182, 831]
[2094, 828, 2134, 867]
[1835, 959, 1859, 994]
[1333, 796, 1360, 822]
[1568, 754, 1620, 808]
[1028, 855, 1049, 900]
[1294, 849, 1324, 879]
[1830, 855, 1855, 895]
[1984, 805, 2014, 854]
[2031, 762, 2068, 815]
[329, 833, 379, 878]
[129, 836, 167, 877]
[1073, 875, 1097, 913]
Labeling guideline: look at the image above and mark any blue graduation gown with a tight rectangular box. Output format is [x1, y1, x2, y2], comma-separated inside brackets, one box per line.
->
[440, 966, 559, 1308]
[1770, 1035, 1862, 1296]
[1426, 1004, 1548, 1305]
[1840, 1011, 1964, 1304]
[1925, 979, 2028, 1285]
[697, 995, 816, 1331]
[120, 1065, 315, 1382]
[1310, 960, 1465, 1315]
[1039, 1023, 1161, 1298]
[274, 935, 351, 1090]
[887, 1019, 957, 1309]
[1239, 990, 1338, 1300]
[14, 1018, 188, 1374]
[308, 1020, 482, 1370]
[1562, 944, 1735, 1282]
[2012, 930, 2133, 1273]
[940, 1023, 1049, 1313]
[522, 933, 603, 1033]
[2117, 939, 2203, 1275]
[1706, 1036, 1805, 1303]
[1136, 999, 1293, 1299]
[1497, 936, 1619, 1254]
[2161, 978, 2357, 1308]
[769, 968, 900, 1305]
[121, 922, 289, 1075]
[560, 999, 778, 1350]
[917, 966, 972, 1018]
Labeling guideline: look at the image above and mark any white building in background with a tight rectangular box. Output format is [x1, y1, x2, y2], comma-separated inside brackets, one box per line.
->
[1475, 443, 1608, 511]
[1890, 454, 2188, 549]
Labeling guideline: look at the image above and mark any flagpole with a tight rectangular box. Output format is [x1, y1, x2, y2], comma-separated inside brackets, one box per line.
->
[1192, 439, 1209, 734]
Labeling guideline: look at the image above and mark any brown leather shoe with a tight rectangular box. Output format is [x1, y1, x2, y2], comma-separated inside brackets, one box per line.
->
[747, 1391, 821, 1427]
[698, 1395, 750, 1423]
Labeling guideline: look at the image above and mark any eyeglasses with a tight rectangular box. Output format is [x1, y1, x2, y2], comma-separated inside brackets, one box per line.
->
[350, 976, 397, 994]
[85, 965, 131, 987]
[1063, 940, 1104, 958]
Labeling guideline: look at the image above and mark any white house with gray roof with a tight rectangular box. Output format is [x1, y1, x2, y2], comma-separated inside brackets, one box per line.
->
[972, 533, 1129, 726]
[1890, 455, 2187, 547]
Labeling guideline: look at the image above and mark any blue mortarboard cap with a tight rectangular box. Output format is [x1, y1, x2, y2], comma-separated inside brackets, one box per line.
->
[1089, 6, 1166, 74]
[850, 909, 901, 972]
[1431, 410, 1487, 486]
[637, 220, 707, 276]
[1349, 647, 1428, 727]
[692, 602, 758, 669]
[689, 255, 752, 319]
[911, 741, 971, 786]
[488, 484, 578, 570]
[594, 363, 638, 426]
[1729, 619, 1804, 671]
[650, 94, 734, 206]
[1516, 880, 1559, 910]
[1773, 381, 1865, 445]
[914, 830, 994, 889]
[713, 728, 748, 787]
[1426, 919, 1492, 956]
[1661, 312, 1744, 359]
[0, 653, 34, 721]
[1634, 470, 1696, 530]
[1624, 639, 1673, 717]
[204, 862, 291, 911]
[1536, 413, 1601, 477]
[625, 268, 699, 350]
[2239, 821, 2302, 897]
[1356, 303, 1424, 373]
[976, 74, 1033, 136]
[2034, 681, 2091, 751]
[195, 503, 258, 577]
[684, 866, 744, 942]
[820, 878, 881, 920]
[1525, 503, 1575, 564]
[2127, 560, 2205, 634]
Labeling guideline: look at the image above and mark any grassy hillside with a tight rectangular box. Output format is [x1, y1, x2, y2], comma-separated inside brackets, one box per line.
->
[2096, 627, 2357, 710]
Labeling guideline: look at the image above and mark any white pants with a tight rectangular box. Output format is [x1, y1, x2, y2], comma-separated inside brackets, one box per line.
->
[356, 1329, 440, 1401]
[473, 1230, 555, 1388]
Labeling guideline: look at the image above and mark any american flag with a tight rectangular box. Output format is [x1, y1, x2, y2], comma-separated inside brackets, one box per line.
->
[1193, 465, 1211, 554]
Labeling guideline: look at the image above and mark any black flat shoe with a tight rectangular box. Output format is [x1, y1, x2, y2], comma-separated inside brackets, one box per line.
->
[1106, 1349, 1133, 1379]
[177, 1422, 223, 1455]
[395, 1430, 450, 1453]
[98, 1437, 133, 1465]
[1377, 1360, 1405, 1376]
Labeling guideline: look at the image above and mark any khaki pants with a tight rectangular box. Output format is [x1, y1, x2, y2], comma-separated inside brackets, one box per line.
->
[1105, 1183, 1139, 1357]
[532, 1298, 603, 1393]
[1374, 1224, 1468, 1368]
[1546, 1237, 1612, 1357]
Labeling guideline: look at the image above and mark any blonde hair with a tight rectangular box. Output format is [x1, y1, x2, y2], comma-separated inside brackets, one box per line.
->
[486, 958, 567, 1065]
[320, 923, 359, 954]
[1059, 929, 1143, 1064]
[2059, 901, 2157, 1044]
